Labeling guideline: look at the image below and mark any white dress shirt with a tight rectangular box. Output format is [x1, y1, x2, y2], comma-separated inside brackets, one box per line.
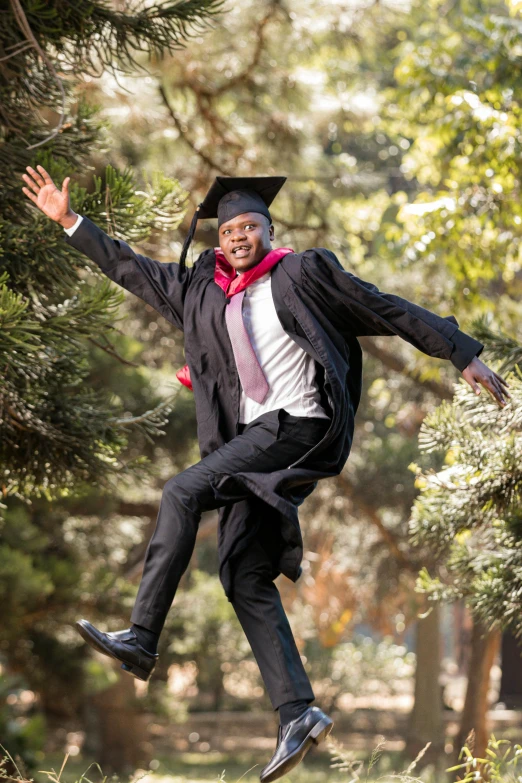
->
[64, 216, 329, 424]
[64, 213, 84, 235]
[235, 270, 328, 423]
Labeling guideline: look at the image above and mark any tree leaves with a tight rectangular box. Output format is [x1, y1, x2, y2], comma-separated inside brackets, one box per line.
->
[411, 335, 522, 636]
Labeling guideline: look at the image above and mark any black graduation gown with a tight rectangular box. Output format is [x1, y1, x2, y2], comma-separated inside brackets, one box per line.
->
[64, 217, 483, 598]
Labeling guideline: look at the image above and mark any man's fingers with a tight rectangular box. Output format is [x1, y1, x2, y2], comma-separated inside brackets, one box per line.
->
[491, 375, 509, 402]
[466, 364, 511, 406]
[36, 164, 53, 184]
[484, 376, 501, 400]
[22, 172, 40, 195]
[61, 176, 70, 195]
[492, 383, 505, 405]
[486, 377, 506, 406]
[26, 165, 45, 187]
[495, 376, 511, 398]
[21, 186, 37, 204]
[495, 374, 511, 393]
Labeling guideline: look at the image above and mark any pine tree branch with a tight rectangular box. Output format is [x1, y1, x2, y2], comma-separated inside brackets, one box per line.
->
[468, 316, 522, 374]
[73, 0, 224, 75]
[111, 393, 179, 427]
[9, 0, 66, 149]
[87, 336, 140, 367]
[159, 82, 233, 175]
[0, 40, 33, 62]
[211, 4, 279, 96]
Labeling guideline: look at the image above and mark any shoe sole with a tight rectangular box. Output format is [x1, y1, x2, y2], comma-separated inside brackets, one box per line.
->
[75, 621, 152, 682]
[260, 717, 334, 782]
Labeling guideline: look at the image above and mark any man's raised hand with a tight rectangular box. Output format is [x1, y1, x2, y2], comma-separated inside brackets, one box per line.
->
[21, 164, 77, 228]
[461, 355, 511, 407]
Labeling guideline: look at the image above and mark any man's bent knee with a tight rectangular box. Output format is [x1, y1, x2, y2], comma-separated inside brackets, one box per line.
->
[162, 470, 210, 517]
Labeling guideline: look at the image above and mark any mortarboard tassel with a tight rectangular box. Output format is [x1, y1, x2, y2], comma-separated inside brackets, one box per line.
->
[179, 203, 202, 271]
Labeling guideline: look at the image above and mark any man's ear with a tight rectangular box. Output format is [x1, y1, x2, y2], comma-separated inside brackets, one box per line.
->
[269, 223, 275, 241]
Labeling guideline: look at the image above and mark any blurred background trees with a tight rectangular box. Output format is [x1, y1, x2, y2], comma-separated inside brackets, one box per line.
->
[2, 0, 522, 777]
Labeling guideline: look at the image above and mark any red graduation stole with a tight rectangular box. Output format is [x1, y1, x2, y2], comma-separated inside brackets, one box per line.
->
[175, 247, 293, 391]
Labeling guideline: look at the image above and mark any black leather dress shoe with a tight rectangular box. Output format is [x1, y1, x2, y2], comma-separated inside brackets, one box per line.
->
[259, 706, 334, 782]
[75, 619, 158, 681]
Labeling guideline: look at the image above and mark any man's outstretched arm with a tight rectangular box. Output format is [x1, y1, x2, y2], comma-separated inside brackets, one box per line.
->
[21, 164, 192, 331]
[301, 248, 510, 407]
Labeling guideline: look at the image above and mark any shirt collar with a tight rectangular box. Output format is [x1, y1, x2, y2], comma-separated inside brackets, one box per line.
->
[213, 247, 294, 296]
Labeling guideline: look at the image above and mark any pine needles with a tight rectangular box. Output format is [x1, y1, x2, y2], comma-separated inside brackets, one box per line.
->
[410, 331, 522, 639]
[0, 1, 218, 497]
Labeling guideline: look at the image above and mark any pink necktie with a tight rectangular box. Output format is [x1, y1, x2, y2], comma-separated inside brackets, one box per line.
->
[225, 289, 269, 403]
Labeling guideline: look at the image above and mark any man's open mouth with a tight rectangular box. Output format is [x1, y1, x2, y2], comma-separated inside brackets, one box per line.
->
[232, 245, 252, 258]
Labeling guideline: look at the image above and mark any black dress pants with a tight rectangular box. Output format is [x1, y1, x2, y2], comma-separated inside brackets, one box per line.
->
[130, 407, 330, 709]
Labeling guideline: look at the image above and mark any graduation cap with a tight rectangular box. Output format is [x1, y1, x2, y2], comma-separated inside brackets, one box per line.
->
[179, 175, 287, 269]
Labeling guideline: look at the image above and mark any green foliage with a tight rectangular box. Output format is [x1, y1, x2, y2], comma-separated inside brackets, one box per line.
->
[472, 317, 522, 375]
[1, 275, 127, 498]
[379, 0, 522, 313]
[80, 164, 188, 242]
[0, 497, 147, 643]
[1, 0, 210, 499]
[2, 155, 188, 498]
[410, 338, 522, 635]
[447, 734, 522, 782]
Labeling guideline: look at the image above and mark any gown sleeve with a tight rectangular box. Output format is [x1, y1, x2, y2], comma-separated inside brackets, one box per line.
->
[301, 248, 484, 372]
[63, 215, 194, 331]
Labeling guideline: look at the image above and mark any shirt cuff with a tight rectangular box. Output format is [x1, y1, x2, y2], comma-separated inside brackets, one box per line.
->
[449, 328, 484, 372]
[63, 214, 83, 236]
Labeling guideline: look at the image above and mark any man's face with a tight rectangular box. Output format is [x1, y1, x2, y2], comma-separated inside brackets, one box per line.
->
[218, 211, 275, 272]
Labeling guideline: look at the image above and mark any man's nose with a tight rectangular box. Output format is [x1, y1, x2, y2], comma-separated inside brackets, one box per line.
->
[231, 229, 247, 241]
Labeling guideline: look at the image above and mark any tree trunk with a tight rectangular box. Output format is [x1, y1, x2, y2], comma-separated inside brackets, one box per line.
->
[455, 619, 501, 760]
[405, 604, 444, 761]
[85, 662, 151, 774]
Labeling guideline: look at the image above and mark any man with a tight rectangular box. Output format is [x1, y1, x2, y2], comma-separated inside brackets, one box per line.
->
[22, 166, 509, 782]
